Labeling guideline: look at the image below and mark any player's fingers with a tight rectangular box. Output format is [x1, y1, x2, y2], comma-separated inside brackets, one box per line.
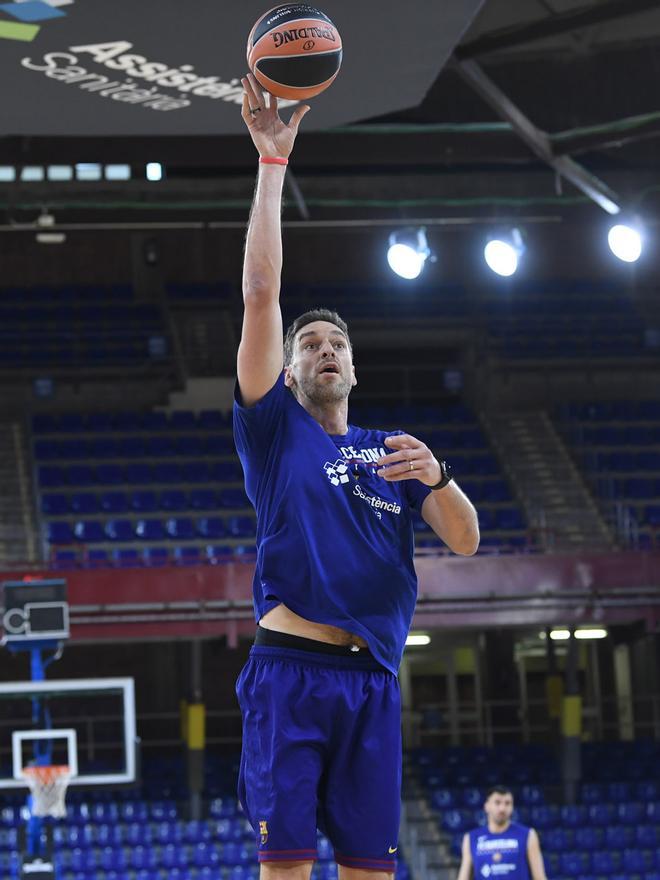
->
[241, 92, 253, 122]
[241, 76, 258, 106]
[289, 104, 311, 133]
[377, 447, 415, 466]
[247, 72, 266, 107]
[385, 434, 416, 448]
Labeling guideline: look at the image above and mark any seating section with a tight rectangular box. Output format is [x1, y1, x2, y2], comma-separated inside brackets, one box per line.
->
[0, 754, 412, 880]
[351, 402, 530, 554]
[33, 410, 257, 568]
[482, 280, 651, 360]
[411, 740, 660, 880]
[0, 284, 169, 368]
[35, 402, 530, 566]
[557, 399, 660, 549]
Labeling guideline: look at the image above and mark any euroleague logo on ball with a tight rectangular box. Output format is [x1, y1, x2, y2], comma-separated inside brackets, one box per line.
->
[302, 40, 315, 50]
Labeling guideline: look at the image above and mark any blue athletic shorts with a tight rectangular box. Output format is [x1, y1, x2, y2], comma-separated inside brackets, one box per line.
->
[236, 631, 402, 871]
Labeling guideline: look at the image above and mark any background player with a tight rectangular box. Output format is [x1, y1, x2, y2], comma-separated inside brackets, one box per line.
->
[457, 786, 547, 880]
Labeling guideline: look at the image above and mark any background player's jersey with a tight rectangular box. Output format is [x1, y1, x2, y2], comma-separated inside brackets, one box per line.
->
[233, 373, 431, 674]
[469, 823, 531, 880]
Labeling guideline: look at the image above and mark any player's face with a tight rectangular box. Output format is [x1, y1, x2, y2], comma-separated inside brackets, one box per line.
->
[485, 793, 514, 827]
[285, 321, 356, 403]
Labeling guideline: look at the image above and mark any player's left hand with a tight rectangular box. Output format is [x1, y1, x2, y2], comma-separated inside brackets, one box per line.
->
[376, 434, 442, 486]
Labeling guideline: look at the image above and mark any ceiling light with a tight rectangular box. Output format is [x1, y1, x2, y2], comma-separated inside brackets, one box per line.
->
[35, 210, 65, 245]
[484, 228, 524, 277]
[146, 162, 163, 182]
[608, 223, 643, 263]
[574, 628, 607, 640]
[406, 633, 431, 646]
[387, 228, 431, 280]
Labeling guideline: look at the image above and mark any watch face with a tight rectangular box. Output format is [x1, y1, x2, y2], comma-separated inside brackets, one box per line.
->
[441, 460, 452, 480]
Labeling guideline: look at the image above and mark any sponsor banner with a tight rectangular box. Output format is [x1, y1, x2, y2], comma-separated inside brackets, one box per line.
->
[0, 0, 484, 136]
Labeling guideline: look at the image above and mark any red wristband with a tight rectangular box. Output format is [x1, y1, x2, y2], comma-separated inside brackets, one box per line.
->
[259, 156, 288, 166]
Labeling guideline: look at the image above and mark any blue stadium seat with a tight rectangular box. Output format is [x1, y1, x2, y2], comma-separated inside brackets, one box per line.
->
[176, 436, 204, 456]
[530, 805, 559, 829]
[495, 508, 525, 530]
[105, 519, 135, 542]
[160, 490, 188, 511]
[38, 465, 65, 487]
[146, 435, 176, 457]
[96, 464, 124, 485]
[481, 481, 512, 502]
[228, 517, 256, 538]
[190, 489, 219, 510]
[205, 435, 235, 454]
[130, 491, 158, 513]
[560, 805, 587, 827]
[219, 488, 250, 509]
[112, 549, 142, 568]
[140, 412, 168, 431]
[519, 785, 544, 805]
[85, 412, 114, 432]
[617, 801, 645, 824]
[559, 851, 590, 877]
[623, 849, 655, 873]
[153, 462, 182, 484]
[46, 522, 75, 547]
[41, 493, 69, 515]
[66, 465, 94, 486]
[198, 410, 227, 429]
[174, 546, 202, 566]
[136, 519, 166, 541]
[88, 437, 119, 458]
[99, 492, 128, 514]
[210, 462, 242, 482]
[542, 828, 571, 852]
[166, 518, 195, 540]
[574, 826, 603, 851]
[431, 789, 456, 809]
[170, 411, 197, 430]
[440, 810, 472, 833]
[125, 463, 154, 485]
[588, 803, 615, 825]
[118, 436, 147, 457]
[53, 549, 78, 569]
[181, 461, 210, 483]
[68, 492, 99, 514]
[604, 825, 635, 849]
[197, 518, 227, 539]
[86, 549, 109, 568]
[206, 545, 233, 563]
[74, 520, 106, 543]
[592, 850, 622, 874]
[645, 505, 660, 526]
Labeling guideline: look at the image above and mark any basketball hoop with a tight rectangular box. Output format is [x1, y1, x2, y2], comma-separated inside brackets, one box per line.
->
[22, 765, 71, 817]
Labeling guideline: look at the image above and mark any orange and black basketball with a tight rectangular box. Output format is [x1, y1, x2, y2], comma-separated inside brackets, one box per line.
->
[247, 4, 342, 101]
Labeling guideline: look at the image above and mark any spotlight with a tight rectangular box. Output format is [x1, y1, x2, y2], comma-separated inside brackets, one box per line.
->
[405, 633, 431, 646]
[146, 162, 163, 182]
[387, 228, 431, 280]
[484, 228, 524, 277]
[608, 223, 642, 263]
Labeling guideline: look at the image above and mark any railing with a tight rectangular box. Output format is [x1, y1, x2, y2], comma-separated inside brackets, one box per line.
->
[412, 693, 660, 747]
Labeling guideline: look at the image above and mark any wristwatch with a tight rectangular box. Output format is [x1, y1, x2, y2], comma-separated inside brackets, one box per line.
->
[428, 459, 453, 491]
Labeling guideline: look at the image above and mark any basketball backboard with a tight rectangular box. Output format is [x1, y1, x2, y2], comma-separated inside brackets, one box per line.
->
[0, 677, 136, 790]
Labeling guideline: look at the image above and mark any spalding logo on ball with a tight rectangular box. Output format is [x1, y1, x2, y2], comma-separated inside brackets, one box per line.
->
[247, 4, 342, 100]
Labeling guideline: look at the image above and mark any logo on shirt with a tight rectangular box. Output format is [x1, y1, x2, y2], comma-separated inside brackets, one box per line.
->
[323, 459, 350, 486]
[259, 820, 268, 845]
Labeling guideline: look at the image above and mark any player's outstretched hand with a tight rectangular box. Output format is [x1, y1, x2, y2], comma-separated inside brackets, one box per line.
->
[241, 72, 310, 159]
[376, 434, 442, 486]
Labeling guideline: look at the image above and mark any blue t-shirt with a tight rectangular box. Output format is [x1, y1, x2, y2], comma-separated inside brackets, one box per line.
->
[469, 823, 531, 880]
[233, 373, 432, 674]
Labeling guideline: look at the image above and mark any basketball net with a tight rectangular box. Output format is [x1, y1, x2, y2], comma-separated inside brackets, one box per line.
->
[22, 765, 71, 818]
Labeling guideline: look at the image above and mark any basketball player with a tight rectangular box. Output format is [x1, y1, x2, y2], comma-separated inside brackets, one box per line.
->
[456, 786, 547, 880]
[234, 73, 479, 880]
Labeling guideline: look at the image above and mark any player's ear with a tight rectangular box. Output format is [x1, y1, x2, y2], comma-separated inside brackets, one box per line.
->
[284, 365, 295, 388]
[351, 365, 357, 387]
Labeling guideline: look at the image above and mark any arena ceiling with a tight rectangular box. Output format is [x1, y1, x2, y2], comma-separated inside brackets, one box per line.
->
[1, 0, 660, 228]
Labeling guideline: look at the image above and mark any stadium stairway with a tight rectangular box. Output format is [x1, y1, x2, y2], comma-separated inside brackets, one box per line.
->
[0, 421, 38, 565]
[482, 409, 612, 552]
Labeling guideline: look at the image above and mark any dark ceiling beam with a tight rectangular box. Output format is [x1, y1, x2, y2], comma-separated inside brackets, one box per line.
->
[552, 120, 660, 158]
[456, 58, 622, 215]
[456, 0, 660, 59]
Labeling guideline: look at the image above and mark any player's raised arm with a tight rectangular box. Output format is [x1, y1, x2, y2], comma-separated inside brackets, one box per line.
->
[237, 73, 310, 408]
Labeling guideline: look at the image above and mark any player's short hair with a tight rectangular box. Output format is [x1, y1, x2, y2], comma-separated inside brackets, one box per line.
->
[284, 309, 352, 366]
[485, 785, 513, 799]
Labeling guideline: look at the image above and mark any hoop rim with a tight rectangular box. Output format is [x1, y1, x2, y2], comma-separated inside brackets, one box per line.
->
[22, 764, 71, 781]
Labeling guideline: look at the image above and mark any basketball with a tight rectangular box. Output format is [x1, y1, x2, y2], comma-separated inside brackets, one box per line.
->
[247, 4, 342, 101]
